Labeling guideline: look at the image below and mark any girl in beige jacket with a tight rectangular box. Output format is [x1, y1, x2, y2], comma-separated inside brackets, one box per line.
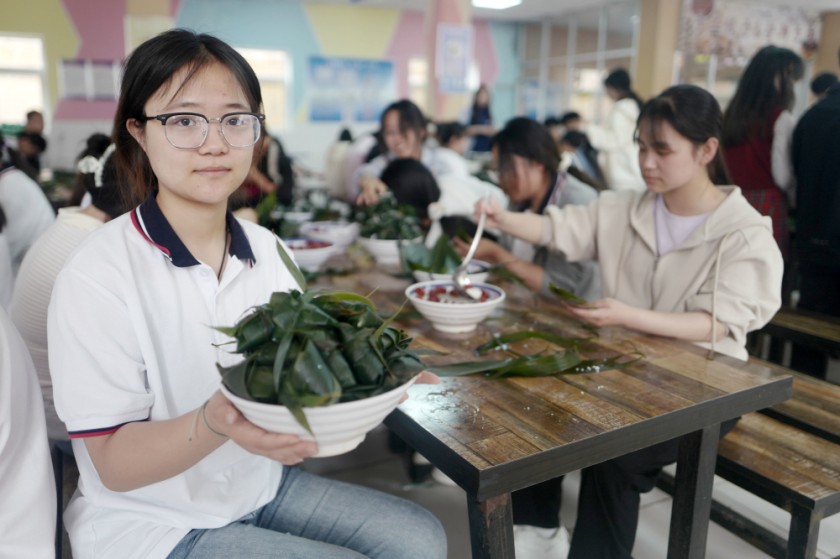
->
[478, 84, 783, 559]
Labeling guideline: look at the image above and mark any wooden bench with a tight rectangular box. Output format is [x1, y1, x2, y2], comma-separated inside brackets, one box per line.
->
[657, 360, 840, 559]
[749, 308, 840, 376]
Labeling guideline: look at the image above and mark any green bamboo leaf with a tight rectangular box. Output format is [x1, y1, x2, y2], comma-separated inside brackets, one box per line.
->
[427, 359, 513, 377]
[214, 325, 238, 337]
[278, 395, 313, 435]
[548, 283, 592, 307]
[272, 328, 297, 395]
[490, 348, 583, 378]
[475, 330, 583, 355]
[282, 339, 342, 405]
[276, 239, 307, 291]
[324, 349, 357, 389]
[235, 312, 275, 353]
[246, 364, 277, 400]
[218, 360, 251, 398]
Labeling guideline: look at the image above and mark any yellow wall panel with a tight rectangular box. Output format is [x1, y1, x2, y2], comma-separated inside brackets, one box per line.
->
[304, 4, 399, 58]
[126, 0, 170, 17]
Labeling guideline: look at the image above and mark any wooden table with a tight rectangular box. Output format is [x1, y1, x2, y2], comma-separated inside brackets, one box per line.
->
[315, 269, 793, 558]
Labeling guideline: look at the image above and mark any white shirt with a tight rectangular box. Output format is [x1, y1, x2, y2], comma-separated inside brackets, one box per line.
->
[352, 144, 471, 197]
[587, 97, 646, 192]
[0, 305, 56, 558]
[0, 167, 55, 274]
[771, 109, 797, 207]
[0, 233, 12, 308]
[654, 194, 711, 257]
[48, 196, 301, 559]
[425, 174, 509, 246]
[10, 207, 104, 441]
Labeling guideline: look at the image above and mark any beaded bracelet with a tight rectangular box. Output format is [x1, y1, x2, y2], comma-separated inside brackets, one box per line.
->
[201, 400, 228, 438]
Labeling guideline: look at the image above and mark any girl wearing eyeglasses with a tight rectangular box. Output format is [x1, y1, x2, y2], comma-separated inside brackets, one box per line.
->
[48, 29, 445, 559]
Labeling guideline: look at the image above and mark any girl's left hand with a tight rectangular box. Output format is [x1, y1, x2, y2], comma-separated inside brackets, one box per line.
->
[564, 297, 632, 328]
[399, 371, 440, 403]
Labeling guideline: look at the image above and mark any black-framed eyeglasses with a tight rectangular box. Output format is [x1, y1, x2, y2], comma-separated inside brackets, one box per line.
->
[141, 112, 265, 149]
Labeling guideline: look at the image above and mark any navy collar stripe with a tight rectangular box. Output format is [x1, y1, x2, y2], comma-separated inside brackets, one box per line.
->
[133, 194, 257, 268]
[130, 208, 172, 259]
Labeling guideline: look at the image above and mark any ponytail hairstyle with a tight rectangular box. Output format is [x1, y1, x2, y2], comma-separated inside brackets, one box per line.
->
[76, 142, 126, 218]
[637, 84, 730, 186]
[604, 69, 643, 111]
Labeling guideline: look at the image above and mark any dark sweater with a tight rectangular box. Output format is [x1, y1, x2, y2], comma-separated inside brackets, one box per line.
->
[792, 84, 840, 268]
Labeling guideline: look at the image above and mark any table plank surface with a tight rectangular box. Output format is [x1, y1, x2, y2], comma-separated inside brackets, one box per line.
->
[314, 268, 792, 557]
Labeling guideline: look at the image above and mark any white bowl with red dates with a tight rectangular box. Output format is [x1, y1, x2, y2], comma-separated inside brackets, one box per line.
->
[285, 238, 337, 272]
[299, 221, 360, 250]
[405, 280, 506, 333]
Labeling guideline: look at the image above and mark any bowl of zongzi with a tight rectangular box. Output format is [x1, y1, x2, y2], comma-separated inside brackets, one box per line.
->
[216, 290, 425, 457]
[221, 377, 416, 457]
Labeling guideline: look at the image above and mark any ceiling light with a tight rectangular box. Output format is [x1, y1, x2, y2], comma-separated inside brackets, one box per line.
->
[471, 0, 522, 9]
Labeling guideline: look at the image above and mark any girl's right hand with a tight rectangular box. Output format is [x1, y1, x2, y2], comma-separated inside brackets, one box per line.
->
[205, 391, 319, 465]
[356, 176, 388, 206]
[476, 196, 506, 230]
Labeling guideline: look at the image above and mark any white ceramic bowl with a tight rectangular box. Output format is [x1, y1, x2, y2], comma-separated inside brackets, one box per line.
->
[411, 260, 491, 284]
[299, 221, 360, 249]
[285, 238, 337, 272]
[221, 377, 417, 457]
[405, 280, 506, 333]
[358, 236, 402, 267]
[358, 236, 423, 268]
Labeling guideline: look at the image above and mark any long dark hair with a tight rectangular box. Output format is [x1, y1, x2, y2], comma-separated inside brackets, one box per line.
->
[379, 158, 440, 220]
[380, 99, 427, 144]
[69, 133, 112, 206]
[470, 84, 492, 124]
[637, 84, 730, 185]
[604, 69, 643, 111]
[722, 45, 803, 146]
[114, 29, 263, 205]
[492, 117, 560, 190]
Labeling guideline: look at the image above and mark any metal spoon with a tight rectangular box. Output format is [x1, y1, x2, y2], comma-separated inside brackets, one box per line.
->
[452, 203, 487, 300]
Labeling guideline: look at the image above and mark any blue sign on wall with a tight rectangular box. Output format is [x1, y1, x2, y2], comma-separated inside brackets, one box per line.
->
[307, 56, 396, 122]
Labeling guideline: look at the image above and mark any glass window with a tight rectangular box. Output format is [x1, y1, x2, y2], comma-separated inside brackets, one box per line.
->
[606, 3, 637, 51]
[549, 23, 569, 58]
[236, 48, 290, 133]
[574, 10, 602, 55]
[517, 1, 638, 122]
[523, 23, 543, 61]
[408, 58, 428, 114]
[0, 35, 45, 128]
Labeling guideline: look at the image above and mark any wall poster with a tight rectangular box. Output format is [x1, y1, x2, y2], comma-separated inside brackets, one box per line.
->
[307, 56, 396, 122]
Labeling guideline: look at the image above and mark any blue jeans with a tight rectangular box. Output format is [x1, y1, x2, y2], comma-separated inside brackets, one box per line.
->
[167, 467, 446, 558]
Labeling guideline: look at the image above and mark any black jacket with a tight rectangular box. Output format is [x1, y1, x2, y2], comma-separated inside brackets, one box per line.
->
[792, 83, 840, 268]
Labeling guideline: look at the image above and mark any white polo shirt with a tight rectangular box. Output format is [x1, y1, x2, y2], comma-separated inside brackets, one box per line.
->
[48, 195, 301, 559]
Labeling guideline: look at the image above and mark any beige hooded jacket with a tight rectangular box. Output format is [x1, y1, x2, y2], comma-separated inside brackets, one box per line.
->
[542, 186, 783, 360]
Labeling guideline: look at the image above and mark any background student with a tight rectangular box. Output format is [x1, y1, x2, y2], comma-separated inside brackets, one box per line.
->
[585, 69, 646, 192]
[11, 134, 124, 450]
